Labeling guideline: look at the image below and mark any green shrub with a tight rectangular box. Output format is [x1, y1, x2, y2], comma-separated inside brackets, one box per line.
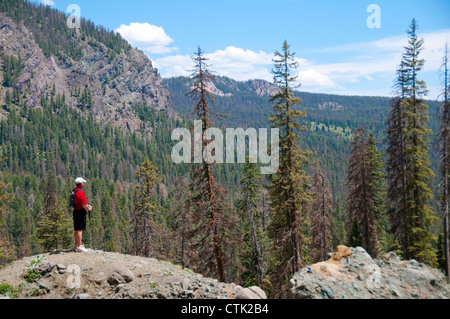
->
[24, 256, 44, 283]
[0, 283, 23, 299]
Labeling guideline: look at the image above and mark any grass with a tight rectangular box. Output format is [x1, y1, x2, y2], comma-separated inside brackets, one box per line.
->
[24, 256, 44, 283]
[31, 287, 45, 297]
[162, 269, 173, 277]
[309, 121, 353, 140]
[66, 287, 74, 295]
[158, 259, 195, 273]
[0, 283, 25, 299]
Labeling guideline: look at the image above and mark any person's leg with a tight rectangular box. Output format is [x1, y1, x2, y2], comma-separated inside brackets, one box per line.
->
[74, 231, 82, 247]
[73, 209, 87, 251]
[73, 209, 86, 247]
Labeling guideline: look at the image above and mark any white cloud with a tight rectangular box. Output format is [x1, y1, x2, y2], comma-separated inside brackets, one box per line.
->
[153, 55, 193, 78]
[298, 68, 337, 89]
[312, 57, 400, 82]
[307, 29, 450, 97]
[154, 46, 336, 91]
[154, 46, 274, 82]
[115, 22, 177, 54]
[204, 46, 273, 82]
[41, 0, 55, 6]
[152, 29, 449, 97]
[318, 29, 450, 79]
[420, 30, 450, 72]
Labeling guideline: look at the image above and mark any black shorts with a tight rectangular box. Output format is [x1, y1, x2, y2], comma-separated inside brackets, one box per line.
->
[73, 209, 87, 231]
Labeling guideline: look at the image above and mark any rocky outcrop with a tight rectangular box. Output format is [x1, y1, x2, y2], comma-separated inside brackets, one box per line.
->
[289, 246, 450, 299]
[246, 79, 280, 97]
[318, 102, 344, 111]
[0, 250, 267, 299]
[181, 76, 280, 98]
[0, 13, 175, 134]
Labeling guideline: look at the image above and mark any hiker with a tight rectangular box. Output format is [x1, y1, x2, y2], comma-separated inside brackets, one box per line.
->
[71, 177, 92, 252]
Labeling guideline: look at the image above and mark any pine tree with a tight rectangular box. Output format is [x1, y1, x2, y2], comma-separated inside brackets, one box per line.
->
[347, 218, 363, 248]
[102, 189, 119, 252]
[187, 47, 240, 283]
[168, 176, 195, 270]
[366, 133, 388, 254]
[386, 59, 409, 256]
[310, 165, 333, 263]
[0, 159, 13, 266]
[131, 158, 162, 258]
[5, 90, 11, 107]
[346, 127, 381, 257]
[267, 41, 311, 293]
[36, 174, 71, 252]
[437, 231, 447, 274]
[438, 43, 450, 276]
[238, 156, 265, 286]
[88, 194, 104, 251]
[401, 19, 437, 265]
[385, 20, 438, 265]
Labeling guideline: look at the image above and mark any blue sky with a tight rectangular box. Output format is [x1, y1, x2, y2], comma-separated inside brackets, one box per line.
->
[41, 0, 450, 98]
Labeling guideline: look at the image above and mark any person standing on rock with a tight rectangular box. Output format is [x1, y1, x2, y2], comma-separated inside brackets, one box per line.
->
[71, 177, 92, 252]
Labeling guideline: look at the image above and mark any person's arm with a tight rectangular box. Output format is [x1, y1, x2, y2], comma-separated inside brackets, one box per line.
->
[78, 191, 92, 211]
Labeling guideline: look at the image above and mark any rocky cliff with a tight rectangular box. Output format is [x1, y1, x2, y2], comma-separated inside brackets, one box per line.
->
[0, 250, 266, 299]
[289, 246, 450, 299]
[0, 13, 175, 133]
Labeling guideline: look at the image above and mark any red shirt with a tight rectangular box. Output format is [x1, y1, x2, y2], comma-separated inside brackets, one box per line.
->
[73, 188, 87, 210]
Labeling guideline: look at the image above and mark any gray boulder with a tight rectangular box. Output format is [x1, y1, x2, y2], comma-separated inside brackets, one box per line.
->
[289, 246, 450, 299]
[181, 277, 191, 290]
[235, 285, 267, 299]
[35, 261, 55, 276]
[115, 284, 135, 299]
[112, 265, 134, 283]
[382, 252, 401, 265]
[107, 272, 126, 286]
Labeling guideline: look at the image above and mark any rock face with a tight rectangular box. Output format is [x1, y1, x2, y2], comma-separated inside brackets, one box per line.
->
[289, 246, 450, 299]
[318, 102, 344, 111]
[246, 79, 280, 97]
[0, 13, 175, 133]
[0, 250, 266, 299]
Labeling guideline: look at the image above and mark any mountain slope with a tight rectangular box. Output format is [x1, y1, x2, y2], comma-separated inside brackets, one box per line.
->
[163, 76, 441, 200]
[0, 1, 189, 265]
[0, 1, 175, 134]
[164, 75, 440, 138]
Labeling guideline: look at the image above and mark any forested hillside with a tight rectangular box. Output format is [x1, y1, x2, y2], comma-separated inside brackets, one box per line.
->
[164, 74, 445, 281]
[0, 0, 175, 132]
[0, 0, 448, 299]
[0, 0, 128, 61]
[164, 75, 441, 205]
[0, 0, 181, 264]
[0, 0, 241, 273]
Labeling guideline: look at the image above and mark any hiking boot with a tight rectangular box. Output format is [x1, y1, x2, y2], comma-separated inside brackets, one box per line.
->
[76, 245, 88, 252]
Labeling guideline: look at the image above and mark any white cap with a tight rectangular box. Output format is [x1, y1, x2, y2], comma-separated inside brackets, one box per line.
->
[75, 177, 87, 184]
